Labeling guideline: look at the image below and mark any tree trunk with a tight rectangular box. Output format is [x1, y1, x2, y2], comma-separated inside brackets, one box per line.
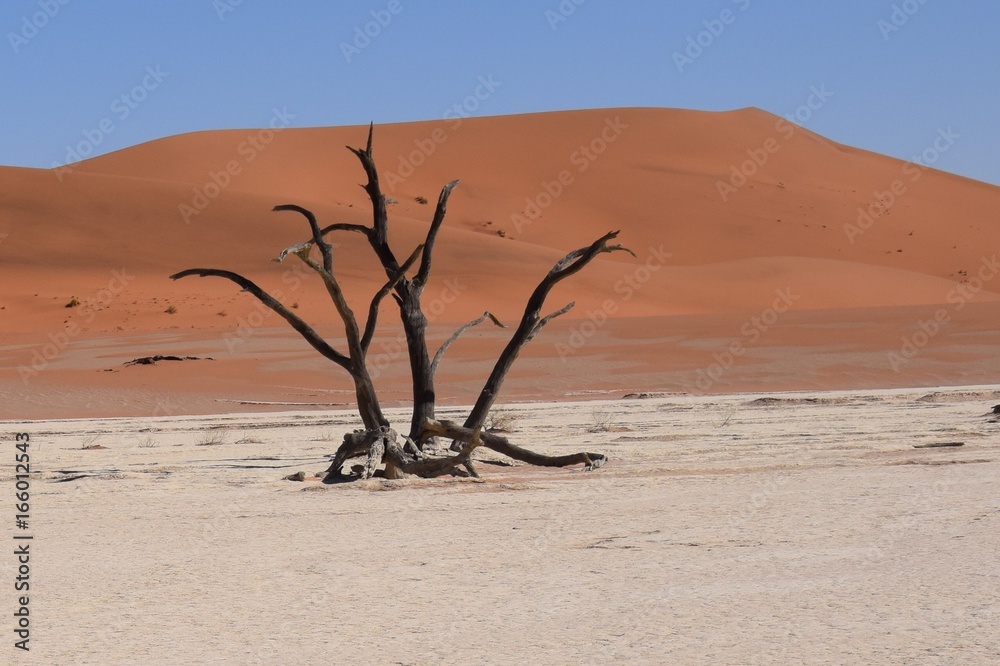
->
[399, 283, 436, 442]
[353, 362, 388, 430]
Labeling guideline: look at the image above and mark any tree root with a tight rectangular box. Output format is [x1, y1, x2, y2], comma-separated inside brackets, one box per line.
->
[421, 419, 607, 471]
[323, 418, 606, 482]
[323, 426, 478, 482]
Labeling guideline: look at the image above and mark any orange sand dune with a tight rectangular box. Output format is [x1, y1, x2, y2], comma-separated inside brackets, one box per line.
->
[2, 108, 1000, 418]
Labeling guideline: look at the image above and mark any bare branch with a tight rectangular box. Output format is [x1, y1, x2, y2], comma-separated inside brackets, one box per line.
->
[421, 419, 606, 471]
[273, 241, 313, 263]
[527, 302, 574, 342]
[319, 222, 372, 238]
[291, 255, 363, 350]
[281, 250, 389, 429]
[272, 204, 334, 273]
[274, 225, 371, 265]
[362, 244, 425, 353]
[430, 311, 506, 378]
[463, 231, 634, 431]
[550, 239, 637, 274]
[536, 231, 633, 299]
[415, 180, 460, 285]
[169, 268, 352, 371]
[347, 125, 398, 273]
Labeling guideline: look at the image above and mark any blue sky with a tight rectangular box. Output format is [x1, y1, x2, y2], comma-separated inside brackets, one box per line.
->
[4, 0, 1000, 184]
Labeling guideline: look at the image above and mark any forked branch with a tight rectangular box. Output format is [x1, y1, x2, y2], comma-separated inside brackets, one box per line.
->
[272, 204, 334, 273]
[347, 123, 397, 273]
[362, 244, 425, 352]
[430, 311, 505, 379]
[464, 231, 634, 431]
[415, 180, 460, 285]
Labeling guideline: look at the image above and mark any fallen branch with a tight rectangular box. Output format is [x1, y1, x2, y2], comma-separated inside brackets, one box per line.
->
[422, 419, 606, 471]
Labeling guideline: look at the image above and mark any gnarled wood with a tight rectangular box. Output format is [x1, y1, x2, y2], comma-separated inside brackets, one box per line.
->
[422, 419, 606, 471]
[273, 204, 333, 273]
[323, 431, 371, 482]
[323, 425, 478, 481]
[174, 124, 619, 481]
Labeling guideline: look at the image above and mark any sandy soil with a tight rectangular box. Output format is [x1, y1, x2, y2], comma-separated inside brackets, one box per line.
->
[6, 300, 1000, 420]
[4, 386, 999, 664]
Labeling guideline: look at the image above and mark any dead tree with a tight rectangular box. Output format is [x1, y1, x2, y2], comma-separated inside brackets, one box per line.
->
[171, 124, 632, 480]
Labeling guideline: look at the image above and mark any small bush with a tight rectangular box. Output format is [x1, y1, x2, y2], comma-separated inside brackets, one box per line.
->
[164, 305, 177, 314]
[486, 407, 518, 433]
[65, 297, 80, 308]
[197, 431, 228, 446]
[587, 411, 617, 433]
[415, 196, 428, 205]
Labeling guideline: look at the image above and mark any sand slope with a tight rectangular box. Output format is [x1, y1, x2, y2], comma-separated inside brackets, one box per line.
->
[2, 108, 1000, 417]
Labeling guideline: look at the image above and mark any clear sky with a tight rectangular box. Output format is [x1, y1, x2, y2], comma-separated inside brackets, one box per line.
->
[4, 0, 999, 185]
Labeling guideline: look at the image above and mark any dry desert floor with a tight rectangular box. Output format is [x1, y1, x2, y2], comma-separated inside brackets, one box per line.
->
[4, 386, 1000, 664]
